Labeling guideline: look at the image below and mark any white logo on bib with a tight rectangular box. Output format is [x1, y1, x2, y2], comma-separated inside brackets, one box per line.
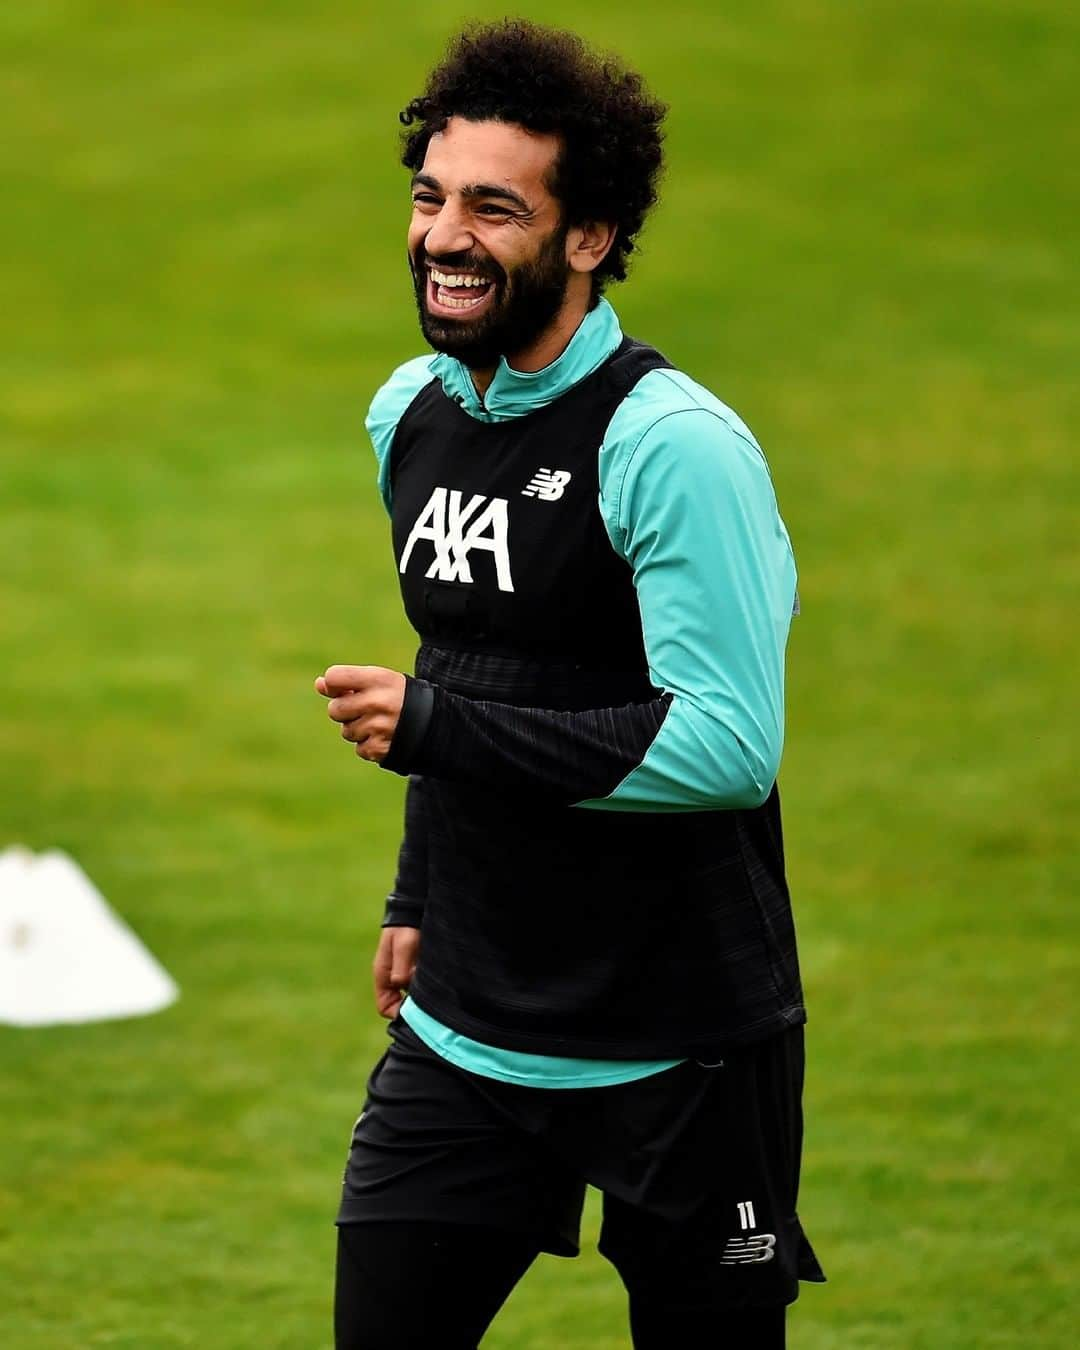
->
[399, 486, 514, 593]
[521, 468, 572, 501]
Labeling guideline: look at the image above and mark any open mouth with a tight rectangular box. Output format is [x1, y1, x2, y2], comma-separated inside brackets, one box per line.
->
[426, 266, 496, 316]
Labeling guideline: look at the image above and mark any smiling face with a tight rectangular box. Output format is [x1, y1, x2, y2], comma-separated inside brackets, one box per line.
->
[407, 118, 576, 371]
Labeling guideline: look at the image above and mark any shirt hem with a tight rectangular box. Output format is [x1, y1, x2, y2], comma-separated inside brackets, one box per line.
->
[406, 983, 807, 1060]
[401, 997, 683, 1089]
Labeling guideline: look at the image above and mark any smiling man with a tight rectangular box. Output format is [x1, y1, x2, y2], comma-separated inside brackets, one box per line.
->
[317, 20, 823, 1349]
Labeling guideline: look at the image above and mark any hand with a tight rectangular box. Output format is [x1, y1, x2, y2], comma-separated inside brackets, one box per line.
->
[315, 665, 406, 763]
[373, 926, 420, 1019]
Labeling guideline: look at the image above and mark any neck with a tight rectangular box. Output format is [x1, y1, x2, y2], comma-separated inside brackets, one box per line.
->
[469, 280, 593, 399]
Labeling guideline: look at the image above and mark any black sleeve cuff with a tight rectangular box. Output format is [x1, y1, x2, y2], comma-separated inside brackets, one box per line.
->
[382, 892, 425, 928]
[380, 677, 436, 776]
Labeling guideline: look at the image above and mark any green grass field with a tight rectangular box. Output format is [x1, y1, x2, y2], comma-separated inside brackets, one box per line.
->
[2, 1, 1077, 1345]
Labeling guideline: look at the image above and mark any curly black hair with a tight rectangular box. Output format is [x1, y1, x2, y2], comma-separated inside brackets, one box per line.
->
[400, 20, 667, 297]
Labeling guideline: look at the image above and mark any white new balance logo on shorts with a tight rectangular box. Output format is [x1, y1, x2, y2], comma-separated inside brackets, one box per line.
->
[720, 1233, 776, 1265]
[521, 468, 572, 501]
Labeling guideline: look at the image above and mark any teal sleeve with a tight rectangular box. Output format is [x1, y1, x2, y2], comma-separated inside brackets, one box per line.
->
[365, 354, 438, 512]
[585, 370, 798, 812]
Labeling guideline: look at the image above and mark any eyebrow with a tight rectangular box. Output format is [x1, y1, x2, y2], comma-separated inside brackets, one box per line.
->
[411, 172, 531, 213]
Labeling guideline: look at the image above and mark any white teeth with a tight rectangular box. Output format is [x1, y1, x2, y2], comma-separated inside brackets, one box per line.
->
[431, 269, 489, 288]
[438, 291, 487, 309]
[428, 268, 492, 310]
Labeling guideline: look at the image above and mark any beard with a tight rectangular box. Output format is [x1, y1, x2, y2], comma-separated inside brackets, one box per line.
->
[409, 224, 571, 370]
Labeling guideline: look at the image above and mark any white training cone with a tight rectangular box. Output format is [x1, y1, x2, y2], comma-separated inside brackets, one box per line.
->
[0, 847, 178, 1026]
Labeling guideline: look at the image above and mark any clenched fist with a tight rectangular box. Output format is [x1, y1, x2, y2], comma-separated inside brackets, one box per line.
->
[315, 664, 406, 763]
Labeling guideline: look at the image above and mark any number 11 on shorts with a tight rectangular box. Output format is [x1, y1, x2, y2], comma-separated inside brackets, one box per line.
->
[737, 1200, 757, 1230]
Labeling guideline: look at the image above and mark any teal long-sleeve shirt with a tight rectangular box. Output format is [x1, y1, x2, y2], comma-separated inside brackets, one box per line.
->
[364, 301, 797, 1086]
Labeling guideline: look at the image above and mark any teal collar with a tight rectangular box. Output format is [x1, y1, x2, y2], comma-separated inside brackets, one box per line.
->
[431, 298, 623, 423]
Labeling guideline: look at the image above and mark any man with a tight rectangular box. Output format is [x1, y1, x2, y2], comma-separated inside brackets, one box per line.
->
[316, 20, 824, 1348]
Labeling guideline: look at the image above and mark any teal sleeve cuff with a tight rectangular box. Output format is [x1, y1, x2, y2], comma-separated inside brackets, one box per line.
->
[587, 373, 797, 812]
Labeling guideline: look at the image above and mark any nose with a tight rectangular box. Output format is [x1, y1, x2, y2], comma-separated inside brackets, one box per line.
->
[422, 198, 475, 259]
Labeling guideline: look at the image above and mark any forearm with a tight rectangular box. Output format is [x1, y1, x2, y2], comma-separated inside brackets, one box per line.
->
[382, 774, 428, 927]
[384, 678, 672, 804]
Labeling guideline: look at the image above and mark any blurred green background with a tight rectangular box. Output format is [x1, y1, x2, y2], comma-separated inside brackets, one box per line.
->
[2, 1, 1077, 1345]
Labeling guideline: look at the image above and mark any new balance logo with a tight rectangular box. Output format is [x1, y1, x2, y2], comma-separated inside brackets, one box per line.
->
[521, 468, 571, 501]
[399, 486, 514, 593]
[720, 1233, 776, 1265]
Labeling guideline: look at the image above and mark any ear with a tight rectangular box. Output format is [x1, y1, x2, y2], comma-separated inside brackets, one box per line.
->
[566, 220, 618, 274]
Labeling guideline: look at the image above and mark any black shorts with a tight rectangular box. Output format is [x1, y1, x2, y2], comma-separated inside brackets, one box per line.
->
[337, 1018, 824, 1308]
